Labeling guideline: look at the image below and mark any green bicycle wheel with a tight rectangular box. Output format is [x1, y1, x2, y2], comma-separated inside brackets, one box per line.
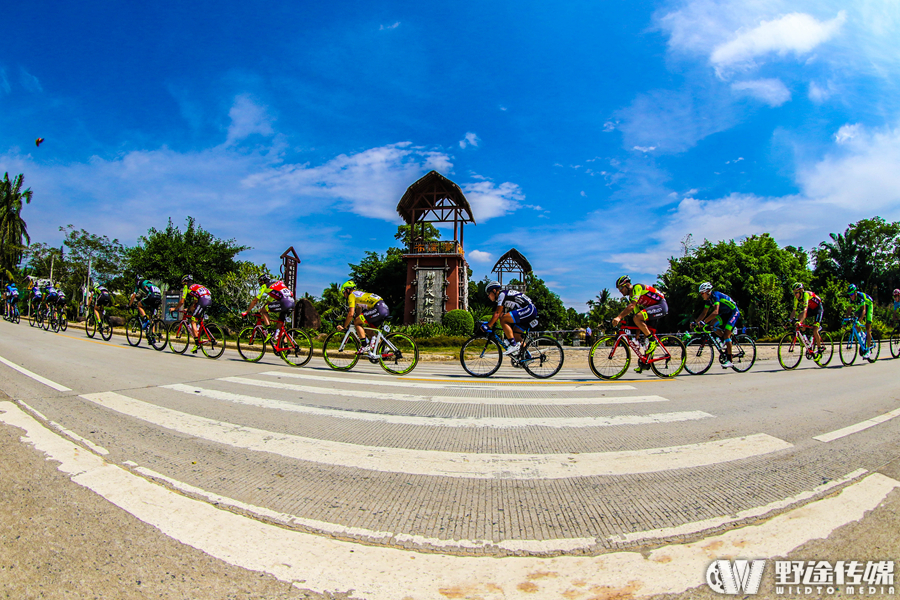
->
[814, 333, 834, 367]
[169, 321, 190, 354]
[649, 335, 685, 378]
[201, 323, 226, 359]
[378, 333, 418, 375]
[777, 333, 802, 370]
[277, 328, 313, 367]
[323, 330, 360, 371]
[236, 326, 266, 362]
[589, 335, 630, 380]
[59, 310, 68, 332]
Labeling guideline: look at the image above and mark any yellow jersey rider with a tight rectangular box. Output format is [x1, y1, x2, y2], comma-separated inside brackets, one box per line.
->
[338, 281, 389, 355]
[612, 275, 668, 355]
[789, 282, 825, 354]
[243, 274, 296, 342]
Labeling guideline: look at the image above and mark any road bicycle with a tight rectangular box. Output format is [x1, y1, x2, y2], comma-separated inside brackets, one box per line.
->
[322, 319, 417, 375]
[589, 323, 685, 380]
[776, 321, 834, 370]
[125, 306, 168, 351]
[236, 312, 313, 367]
[41, 302, 61, 333]
[28, 298, 45, 328]
[839, 317, 879, 365]
[3, 300, 20, 324]
[681, 323, 757, 374]
[84, 303, 113, 341]
[168, 311, 226, 359]
[459, 324, 564, 378]
[890, 323, 900, 359]
[57, 305, 68, 332]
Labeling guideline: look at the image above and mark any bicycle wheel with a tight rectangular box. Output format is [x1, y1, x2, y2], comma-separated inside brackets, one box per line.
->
[522, 336, 564, 379]
[201, 323, 226, 359]
[684, 337, 714, 375]
[379, 333, 418, 375]
[865, 335, 881, 363]
[460, 335, 503, 377]
[59, 311, 68, 332]
[323, 331, 360, 371]
[588, 335, 630, 380]
[168, 321, 190, 354]
[814, 333, 834, 367]
[236, 326, 266, 362]
[99, 316, 113, 341]
[839, 330, 857, 366]
[147, 319, 168, 351]
[777, 333, 802, 370]
[42, 311, 53, 331]
[730, 334, 756, 372]
[890, 329, 900, 359]
[12, 308, 19, 324]
[85, 314, 97, 338]
[277, 328, 313, 366]
[649, 335, 685, 378]
[125, 316, 143, 346]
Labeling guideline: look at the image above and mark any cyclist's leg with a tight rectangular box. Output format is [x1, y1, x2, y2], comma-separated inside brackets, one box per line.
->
[723, 310, 739, 358]
[505, 305, 537, 345]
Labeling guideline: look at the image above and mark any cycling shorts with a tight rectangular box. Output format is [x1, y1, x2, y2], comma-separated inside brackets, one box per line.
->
[95, 292, 112, 308]
[7, 294, 18, 304]
[638, 298, 668, 322]
[139, 294, 161, 311]
[716, 308, 740, 332]
[44, 292, 58, 303]
[360, 300, 389, 327]
[189, 295, 212, 320]
[803, 304, 824, 327]
[55, 295, 67, 307]
[510, 304, 539, 330]
[266, 297, 295, 322]
[855, 303, 874, 323]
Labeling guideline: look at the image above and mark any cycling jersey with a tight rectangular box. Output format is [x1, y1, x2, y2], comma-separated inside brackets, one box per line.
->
[851, 291, 873, 308]
[794, 291, 823, 312]
[706, 291, 738, 315]
[894, 300, 900, 311]
[43, 286, 59, 302]
[630, 284, 664, 311]
[6, 284, 17, 295]
[134, 280, 161, 300]
[93, 285, 112, 307]
[347, 290, 382, 311]
[256, 280, 294, 303]
[495, 289, 534, 311]
[182, 284, 211, 302]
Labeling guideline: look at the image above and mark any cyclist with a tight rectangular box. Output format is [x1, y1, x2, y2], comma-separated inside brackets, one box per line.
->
[893, 289, 900, 326]
[481, 280, 539, 356]
[788, 282, 825, 354]
[170, 275, 212, 352]
[5, 281, 18, 318]
[86, 280, 113, 325]
[846, 284, 875, 358]
[129, 276, 162, 328]
[337, 281, 388, 356]
[242, 274, 295, 343]
[612, 275, 668, 363]
[694, 282, 740, 369]
[53, 286, 68, 320]
[41, 282, 60, 322]
[27, 278, 42, 316]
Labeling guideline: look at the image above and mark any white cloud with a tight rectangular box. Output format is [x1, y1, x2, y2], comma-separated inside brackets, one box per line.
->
[226, 94, 274, 145]
[833, 123, 860, 144]
[731, 78, 792, 106]
[710, 11, 846, 72]
[19, 67, 42, 93]
[633, 145, 657, 153]
[459, 132, 480, 149]
[379, 22, 400, 30]
[462, 180, 525, 222]
[467, 250, 492, 264]
[808, 80, 835, 103]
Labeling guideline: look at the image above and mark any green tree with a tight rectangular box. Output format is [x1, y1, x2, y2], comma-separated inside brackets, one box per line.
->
[394, 223, 441, 247]
[520, 273, 567, 330]
[219, 261, 270, 316]
[0, 172, 33, 279]
[347, 248, 407, 318]
[60, 225, 127, 299]
[126, 217, 248, 297]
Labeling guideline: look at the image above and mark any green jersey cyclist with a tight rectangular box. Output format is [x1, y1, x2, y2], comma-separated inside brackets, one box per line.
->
[611, 275, 668, 360]
[695, 282, 740, 369]
[129, 276, 162, 328]
[242, 274, 296, 343]
[846, 284, 875, 358]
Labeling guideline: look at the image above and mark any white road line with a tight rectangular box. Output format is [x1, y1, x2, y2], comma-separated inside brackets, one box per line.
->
[163, 383, 712, 429]
[2, 400, 897, 600]
[813, 407, 900, 443]
[0, 354, 71, 392]
[260, 370, 635, 391]
[223, 376, 663, 406]
[80, 391, 791, 479]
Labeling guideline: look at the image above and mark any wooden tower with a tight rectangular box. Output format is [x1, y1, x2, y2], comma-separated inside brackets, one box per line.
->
[491, 248, 532, 292]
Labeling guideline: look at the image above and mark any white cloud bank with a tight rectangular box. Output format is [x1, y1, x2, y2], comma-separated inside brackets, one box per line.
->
[731, 78, 792, 106]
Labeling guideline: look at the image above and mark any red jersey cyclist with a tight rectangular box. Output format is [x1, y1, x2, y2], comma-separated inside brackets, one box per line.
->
[243, 274, 296, 343]
[611, 275, 668, 358]
[169, 275, 213, 352]
[338, 281, 389, 356]
[788, 282, 825, 354]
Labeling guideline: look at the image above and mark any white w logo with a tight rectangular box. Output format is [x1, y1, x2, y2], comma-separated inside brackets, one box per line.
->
[706, 559, 766, 594]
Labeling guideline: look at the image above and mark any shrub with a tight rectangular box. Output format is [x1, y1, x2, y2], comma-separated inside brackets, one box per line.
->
[442, 309, 474, 336]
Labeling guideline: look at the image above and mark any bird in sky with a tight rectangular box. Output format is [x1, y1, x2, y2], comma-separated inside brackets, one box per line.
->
[35, 138, 44, 147]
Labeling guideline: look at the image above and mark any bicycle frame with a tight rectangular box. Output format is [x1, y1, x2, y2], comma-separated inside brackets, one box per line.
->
[333, 322, 400, 356]
[843, 318, 870, 351]
[611, 325, 671, 365]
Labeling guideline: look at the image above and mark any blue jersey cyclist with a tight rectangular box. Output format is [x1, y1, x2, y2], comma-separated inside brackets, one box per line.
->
[482, 281, 539, 356]
[243, 274, 296, 342]
[5, 282, 18, 315]
[41, 282, 62, 318]
[129, 276, 162, 325]
[695, 282, 739, 368]
[789, 282, 825, 353]
[28, 278, 42, 309]
[846, 284, 876, 358]
[170, 275, 213, 352]
[338, 281, 389, 355]
[892, 289, 900, 326]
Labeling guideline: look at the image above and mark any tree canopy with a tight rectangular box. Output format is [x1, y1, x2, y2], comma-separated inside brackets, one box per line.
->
[0, 172, 33, 279]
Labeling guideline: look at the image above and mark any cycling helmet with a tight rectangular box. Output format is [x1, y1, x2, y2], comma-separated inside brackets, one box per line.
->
[894, 289, 900, 296]
[792, 282, 804, 292]
[485, 280, 502, 294]
[698, 282, 713, 294]
[847, 284, 858, 295]
[615, 275, 631, 288]
[340, 280, 356, 294]
[181, 274, 193, 285]
[258, 274, 273, 285]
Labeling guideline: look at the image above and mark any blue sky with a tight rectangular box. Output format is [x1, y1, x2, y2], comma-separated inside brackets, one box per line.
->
[3, 1, 900, 308]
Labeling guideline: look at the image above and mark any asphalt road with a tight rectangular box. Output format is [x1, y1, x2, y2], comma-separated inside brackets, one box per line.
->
[2, 319, 900, 599]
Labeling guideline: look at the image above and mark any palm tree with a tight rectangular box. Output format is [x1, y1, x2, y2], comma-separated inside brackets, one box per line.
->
[0, 172, 33, 279]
